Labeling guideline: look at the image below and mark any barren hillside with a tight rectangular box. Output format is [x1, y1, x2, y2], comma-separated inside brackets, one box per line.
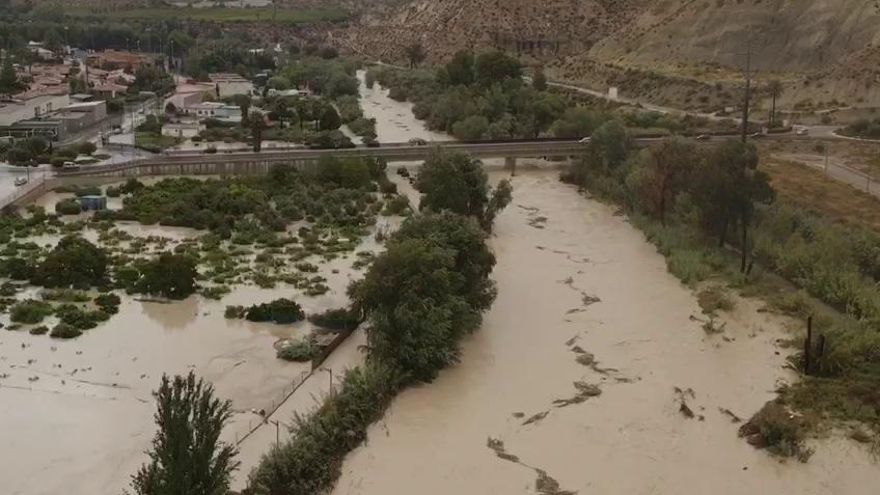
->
[338, 0, 880, 110]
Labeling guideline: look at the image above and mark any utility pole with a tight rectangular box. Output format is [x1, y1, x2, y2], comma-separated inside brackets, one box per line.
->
[740, 42, 755, 144]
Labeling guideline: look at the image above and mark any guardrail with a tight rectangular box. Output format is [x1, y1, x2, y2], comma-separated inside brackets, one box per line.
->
[0, 173, 49, 211]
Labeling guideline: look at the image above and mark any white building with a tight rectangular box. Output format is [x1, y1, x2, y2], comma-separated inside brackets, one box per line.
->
[188, 102, 243, 124]
[209, 73, 255, 98]
[162, 122, 204, 139]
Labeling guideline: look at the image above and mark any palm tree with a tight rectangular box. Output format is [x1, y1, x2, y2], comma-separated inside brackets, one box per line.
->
[767, 80, 783, 128]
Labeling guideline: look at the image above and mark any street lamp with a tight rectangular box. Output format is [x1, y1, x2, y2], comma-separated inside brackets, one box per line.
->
[319, 367, 334, 396]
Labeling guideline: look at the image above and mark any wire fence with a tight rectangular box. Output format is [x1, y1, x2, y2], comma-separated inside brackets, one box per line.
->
[234, 369, 314, 446]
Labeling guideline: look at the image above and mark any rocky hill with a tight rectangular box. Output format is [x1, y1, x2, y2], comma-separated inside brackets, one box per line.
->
[336, 0, 880, 110]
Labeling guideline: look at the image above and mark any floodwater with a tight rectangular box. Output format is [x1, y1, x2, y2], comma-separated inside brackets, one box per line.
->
[331, 169, 880, 495]
[356, 70, 451, 144]
[0, 67, 445, 495]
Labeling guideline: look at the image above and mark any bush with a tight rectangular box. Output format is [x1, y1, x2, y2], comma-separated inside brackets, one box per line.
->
[245, 298, 305, 324]
[309, 307, 360, 331]
[10, 299, 53, 324]
[50, 322, 82, 339]
[77, 142, 97, 155]
[739, 400, 813, 461]
[32, 235, 108, 289]
[224, 305, 246, 319]
[55, 304, 109, 330]
[276, 340, 315, 362]
[94, 293, 121, 314]
[29, 325, 49, 335]
[55, 198, 82, 215]
[133, 253, 197, 300]
[247, 364, 403, 495]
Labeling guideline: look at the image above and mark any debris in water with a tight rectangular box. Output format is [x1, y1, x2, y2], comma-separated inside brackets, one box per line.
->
[575, 352, 595, 366]
[679, 402, 695, 419]
[581, 294, 600, 306]
[522, 410, 549, 426]
[719, 407, 742, 423]
[564, 335, 580, 347]
[553, 381, 602, 408]
[512, 412, 525, 419]
[486, 437, 520, 463]
[570, 345, 587, 355]
[535, 469, 577, 495]
[674, 387, 697, 419]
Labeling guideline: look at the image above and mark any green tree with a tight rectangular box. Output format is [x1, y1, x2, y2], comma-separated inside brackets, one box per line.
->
[348, 213, 496, 381]
[267, 75, 291, 90]
[250, 113, 267, 152]
[551, 107, 604, 138]
[474, 50, 522, 87]
[405, 42, 426, 68]
[438, 50, 474, 87]
[130, 372, 239, 495]
[43, 27, 63, 52]
[627, 138, 699, 225]
[416, 150, 512, 230]
[318, 104, 341, 131]
[33, 236, 108, 289]
[0, 56, 21, 94]
[451, 115, 489, 141]
[134, 252, 197, 299]
[691, 141, 774, 271]
[767, 80, 783, 128]
[586, 119, 631, 172]
[532, 65, 548, 91]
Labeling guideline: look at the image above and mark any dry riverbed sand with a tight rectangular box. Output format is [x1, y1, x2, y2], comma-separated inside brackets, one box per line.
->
[332, 169, 880, 495]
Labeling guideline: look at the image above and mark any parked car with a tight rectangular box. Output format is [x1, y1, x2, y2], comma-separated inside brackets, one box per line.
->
[695, 134, 711, 141]
[408, 138, 427, 146]
[14, 177, 28, 187]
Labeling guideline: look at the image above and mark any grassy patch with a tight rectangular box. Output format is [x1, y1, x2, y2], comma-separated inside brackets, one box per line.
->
[739, 400, 815, 461]
[697, 286, 735, 315]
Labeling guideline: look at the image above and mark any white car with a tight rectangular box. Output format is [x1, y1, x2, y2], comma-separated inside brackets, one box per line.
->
[579, 137, 591, 144]
[14, 177, 28, 187]
[796, 127, 809, 136]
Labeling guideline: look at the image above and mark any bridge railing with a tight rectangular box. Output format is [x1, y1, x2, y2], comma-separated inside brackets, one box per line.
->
[0, 172, 49, 210]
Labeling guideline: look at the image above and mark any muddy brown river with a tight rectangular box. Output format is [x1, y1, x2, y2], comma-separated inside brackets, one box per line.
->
[330, 167, 880, 495]
[2, 71, 877, 495]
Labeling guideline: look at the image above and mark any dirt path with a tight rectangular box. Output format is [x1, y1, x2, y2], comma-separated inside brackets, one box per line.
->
[331, 170, 879, 495]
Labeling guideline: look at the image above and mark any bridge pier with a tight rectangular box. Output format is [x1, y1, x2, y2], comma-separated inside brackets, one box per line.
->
[505, 156, 517, 176]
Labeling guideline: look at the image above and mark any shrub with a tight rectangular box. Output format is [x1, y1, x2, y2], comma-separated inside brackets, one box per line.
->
[94, 293, 122, 314]
[224, 305, 246, 319]
[50, 322, 82, 339]
[29, 325, 49, 335]
[739, 400, 813, 461]
[55, 198, 83, 215]
[245, 298, 305, 324]
[55, 304, 109, 330]
[41, 288, 91, 302]
[133, 252, 197, 299]
[247, 364, 403, 494]
[10, 299, 53, 324]
[33, 235, 108, 289]
[309, 307, 360, 331]
[276, 340, 315, 362]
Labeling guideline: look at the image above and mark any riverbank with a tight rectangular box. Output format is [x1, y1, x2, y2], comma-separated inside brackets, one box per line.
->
[331, 169, 880, 494]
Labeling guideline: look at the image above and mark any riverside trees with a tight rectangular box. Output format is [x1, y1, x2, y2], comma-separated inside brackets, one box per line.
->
[130, 372, 239, 495]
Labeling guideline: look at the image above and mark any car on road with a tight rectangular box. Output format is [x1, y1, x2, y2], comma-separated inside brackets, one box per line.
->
[14, 177, 28, 187]
[695, 134, 711, 141]
[796, 127, 809, 136]
[749, 132, 766, 139]
[408, 138, 427, 146]
[578, 137, 591, 144]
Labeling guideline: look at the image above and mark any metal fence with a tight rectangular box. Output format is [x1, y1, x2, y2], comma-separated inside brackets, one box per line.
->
[234, 369, 314, 446]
